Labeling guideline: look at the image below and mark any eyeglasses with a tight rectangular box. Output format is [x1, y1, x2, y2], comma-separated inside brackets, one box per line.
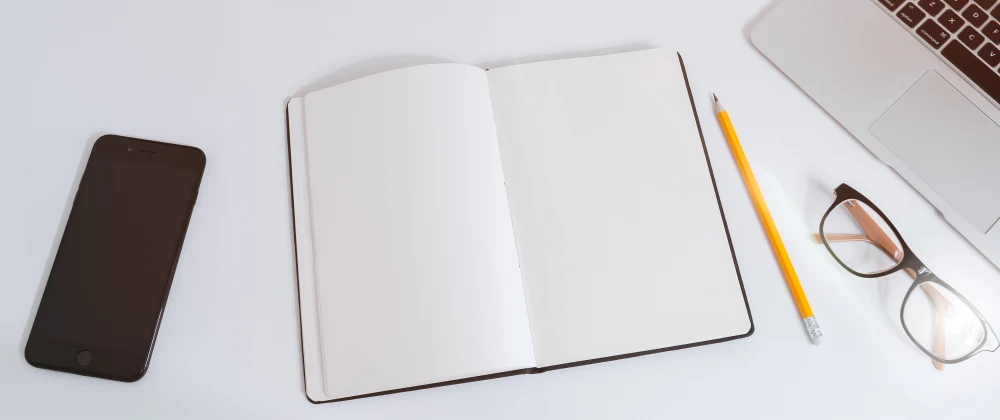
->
[816, 184, 998, 369]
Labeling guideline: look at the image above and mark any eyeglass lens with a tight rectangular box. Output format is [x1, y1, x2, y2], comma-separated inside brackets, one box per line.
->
[821, 199, 903, 275]
[903, 281, 987, 361]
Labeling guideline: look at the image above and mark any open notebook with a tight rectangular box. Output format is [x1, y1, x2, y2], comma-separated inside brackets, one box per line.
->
[286, 48, 753, 403]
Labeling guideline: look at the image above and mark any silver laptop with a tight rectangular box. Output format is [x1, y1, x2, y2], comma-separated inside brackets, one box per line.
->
[752, 0, 1000, 268]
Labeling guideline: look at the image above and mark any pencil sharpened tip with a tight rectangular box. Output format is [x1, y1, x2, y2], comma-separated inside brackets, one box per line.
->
[712, 95, 725, 113]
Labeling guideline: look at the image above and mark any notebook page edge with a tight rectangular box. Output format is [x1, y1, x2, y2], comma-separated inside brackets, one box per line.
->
[287, 97, 332, 403]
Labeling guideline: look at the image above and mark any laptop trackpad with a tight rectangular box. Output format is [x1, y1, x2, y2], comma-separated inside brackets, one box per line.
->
[870, 71, 1000, 233]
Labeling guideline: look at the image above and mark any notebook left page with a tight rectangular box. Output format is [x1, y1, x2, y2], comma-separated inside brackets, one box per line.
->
[288, 64, 535, 401]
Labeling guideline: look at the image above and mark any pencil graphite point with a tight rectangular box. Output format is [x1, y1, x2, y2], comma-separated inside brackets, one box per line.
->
[712, 94, 725, 113]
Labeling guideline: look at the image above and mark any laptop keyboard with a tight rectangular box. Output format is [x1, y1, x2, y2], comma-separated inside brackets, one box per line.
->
[877, 0, 1000, 104]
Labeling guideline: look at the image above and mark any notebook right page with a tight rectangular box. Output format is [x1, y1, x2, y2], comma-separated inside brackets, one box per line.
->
[487, 49, 752, 368]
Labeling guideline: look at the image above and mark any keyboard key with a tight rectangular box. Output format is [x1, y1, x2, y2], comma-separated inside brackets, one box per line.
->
[973, 0, 998, 9]
[963, 4, 989, 28]
[918, 20, 952, 48]
[979, 43, 1000, 66]
[919, 0, 946, 16]
[941, 40, 1000, 103]
[939, 10, 966, 33]
[944, 0, 970, 8]
[992, 4, 1000, 21]
[984, 21, 1000, 43]
[959, 26, 987, 48]
[898, 3, 928, 28]
[880, 0, 907, 10]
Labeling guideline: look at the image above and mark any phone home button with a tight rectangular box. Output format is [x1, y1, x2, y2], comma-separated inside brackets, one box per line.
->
[75, 350, 92, 366]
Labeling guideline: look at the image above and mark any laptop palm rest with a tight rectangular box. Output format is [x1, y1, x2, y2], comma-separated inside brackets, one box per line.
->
[870, 71, 1000, 233]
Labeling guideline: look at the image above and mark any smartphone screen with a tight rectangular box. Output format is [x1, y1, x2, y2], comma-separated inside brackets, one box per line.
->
[25, 135, 205, 381]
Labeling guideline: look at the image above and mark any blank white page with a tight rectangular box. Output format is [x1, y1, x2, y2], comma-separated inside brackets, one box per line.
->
[302, 64, 535, 400]
[487, 49, 752, 367]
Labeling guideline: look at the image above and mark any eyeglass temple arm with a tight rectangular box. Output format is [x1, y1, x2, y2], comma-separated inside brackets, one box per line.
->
[843, 202, 904, 263]
[820, 202, 949, 370]
[904, 269, 951, 370]
[818, 234, 894, 257]
[812, 204, 903, 262]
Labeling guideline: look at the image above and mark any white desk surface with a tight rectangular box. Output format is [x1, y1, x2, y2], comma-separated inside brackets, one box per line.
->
[3, 1, 1000, 418]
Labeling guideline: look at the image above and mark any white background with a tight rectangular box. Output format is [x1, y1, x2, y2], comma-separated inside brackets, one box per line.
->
[3, 0, 1000, 418]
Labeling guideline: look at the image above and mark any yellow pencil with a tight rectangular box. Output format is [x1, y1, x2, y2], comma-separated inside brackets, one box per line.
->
[714, 94, 823, 345]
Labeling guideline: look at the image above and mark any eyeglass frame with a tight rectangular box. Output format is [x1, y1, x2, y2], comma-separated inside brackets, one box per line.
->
[817, 183, 998, 366]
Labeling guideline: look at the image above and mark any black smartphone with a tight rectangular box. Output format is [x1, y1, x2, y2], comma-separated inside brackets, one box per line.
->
[25, 135, 205, 382]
